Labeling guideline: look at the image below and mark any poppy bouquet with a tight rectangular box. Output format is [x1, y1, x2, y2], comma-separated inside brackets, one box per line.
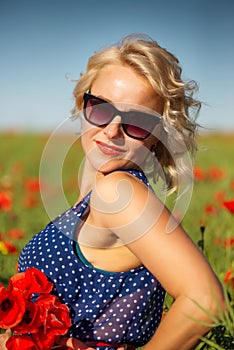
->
[0, 267, 71, 350]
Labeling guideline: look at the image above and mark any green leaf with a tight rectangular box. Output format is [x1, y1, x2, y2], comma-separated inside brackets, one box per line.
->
[200, 337, 226, 350]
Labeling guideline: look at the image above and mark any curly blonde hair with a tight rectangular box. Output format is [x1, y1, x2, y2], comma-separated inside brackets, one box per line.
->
[72, 34, 201, 193]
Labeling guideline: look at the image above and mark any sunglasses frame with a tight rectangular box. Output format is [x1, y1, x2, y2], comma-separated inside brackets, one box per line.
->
[83, 93, 162, 140]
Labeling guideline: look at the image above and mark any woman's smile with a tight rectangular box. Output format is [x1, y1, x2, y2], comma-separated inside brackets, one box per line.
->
[95, 140, 127, 156]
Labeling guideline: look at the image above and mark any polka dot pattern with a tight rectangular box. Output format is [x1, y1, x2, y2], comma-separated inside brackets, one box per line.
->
[18, 169, 165, 348]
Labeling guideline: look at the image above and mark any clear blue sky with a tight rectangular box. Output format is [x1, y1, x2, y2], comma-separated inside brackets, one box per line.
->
[0, 0, 234, 132]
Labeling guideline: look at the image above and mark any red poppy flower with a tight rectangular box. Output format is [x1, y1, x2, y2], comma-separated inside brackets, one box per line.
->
[0, 191, 12, 211]
[45, 301, 71, 335]
[2, 241, 17, 254]
[36, 294, 71, 336]
[22, 195, 38, 208]
[0, 286, 25, 328]
[9, 268, 53, 299]
[214, 191, 225, 202]
[224, 269, 234, 289]
[30, 294, 71, 349]
[24, 178, 40, 192]
[32, 296, 71, 350]
[8, 228, 24, 240]
[204, 204, 219, 216]
[32, 329, 56, 350]
[6, 334, 38, 350]
[222, 237, 234, 248]
[193, 166, 206, 181]
[223, 200, 234, 215]
[207, 166, 226, 181]
[36, 293, 58, 308]
[13, 301, 42, 334]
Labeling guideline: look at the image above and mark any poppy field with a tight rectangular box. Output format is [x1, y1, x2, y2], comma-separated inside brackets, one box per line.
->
[0, 131, 234, 349]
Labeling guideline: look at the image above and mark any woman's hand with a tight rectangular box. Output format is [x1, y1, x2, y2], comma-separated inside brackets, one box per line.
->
[52, 337, 94, 350]
[54, 338, 132, 350]
[0, 330, 11, 350]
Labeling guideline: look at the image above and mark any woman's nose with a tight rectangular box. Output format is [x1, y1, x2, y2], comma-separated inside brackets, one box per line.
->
[103, 116, 124, 139]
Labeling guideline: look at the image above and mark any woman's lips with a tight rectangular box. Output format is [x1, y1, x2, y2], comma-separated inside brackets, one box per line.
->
[96, 140, 126, 156]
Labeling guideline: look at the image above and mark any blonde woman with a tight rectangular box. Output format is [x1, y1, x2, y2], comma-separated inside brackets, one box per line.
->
[18, 34, 224, 350]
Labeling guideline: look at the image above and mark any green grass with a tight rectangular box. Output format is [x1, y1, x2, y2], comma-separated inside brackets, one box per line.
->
[183, 133, 234, 279]
[0, 132, 85, 284]
[0, 131, 233, 348]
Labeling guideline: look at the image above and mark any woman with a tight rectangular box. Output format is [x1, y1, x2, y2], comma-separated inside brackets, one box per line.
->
[18, 34, 224, 350]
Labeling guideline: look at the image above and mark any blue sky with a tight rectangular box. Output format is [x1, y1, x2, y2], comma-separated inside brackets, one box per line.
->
[0, 0, 234, 132]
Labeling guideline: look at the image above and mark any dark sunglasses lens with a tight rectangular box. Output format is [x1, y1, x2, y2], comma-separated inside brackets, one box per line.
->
[124, 112, 159, 139]
[85, 98, 113, 126]
[124, 124, 148, 139]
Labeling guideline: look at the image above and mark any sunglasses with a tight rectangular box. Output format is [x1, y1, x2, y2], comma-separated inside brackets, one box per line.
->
[83, 93, 162, 140]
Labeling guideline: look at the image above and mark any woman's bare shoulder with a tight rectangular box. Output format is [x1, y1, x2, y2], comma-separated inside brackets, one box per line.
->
[92, 170, 150, 203]
[89, 170, 161, 238]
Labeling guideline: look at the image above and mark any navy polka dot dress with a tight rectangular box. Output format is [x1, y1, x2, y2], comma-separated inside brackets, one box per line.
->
[18, 170, 165, 349]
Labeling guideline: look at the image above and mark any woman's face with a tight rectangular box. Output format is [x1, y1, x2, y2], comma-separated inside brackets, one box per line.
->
[81, 64, 164, 174]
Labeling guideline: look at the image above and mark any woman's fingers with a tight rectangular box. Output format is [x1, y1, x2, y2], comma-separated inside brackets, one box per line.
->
[0, 330, 11, 350]
[55, 338, 135, 350]
[56, 337, 94, 350]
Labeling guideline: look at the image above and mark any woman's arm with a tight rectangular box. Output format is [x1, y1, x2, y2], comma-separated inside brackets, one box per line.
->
[55, 338, 128, 350]
[126, 224, 224, 350]
[91, 172, 225, 350]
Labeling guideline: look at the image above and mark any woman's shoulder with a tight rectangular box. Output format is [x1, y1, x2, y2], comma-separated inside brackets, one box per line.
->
[95, 169, 150, 195]
[89, 169, 158, 225]
[90, 169, 151, 209]
[87, 169, 163, 245]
